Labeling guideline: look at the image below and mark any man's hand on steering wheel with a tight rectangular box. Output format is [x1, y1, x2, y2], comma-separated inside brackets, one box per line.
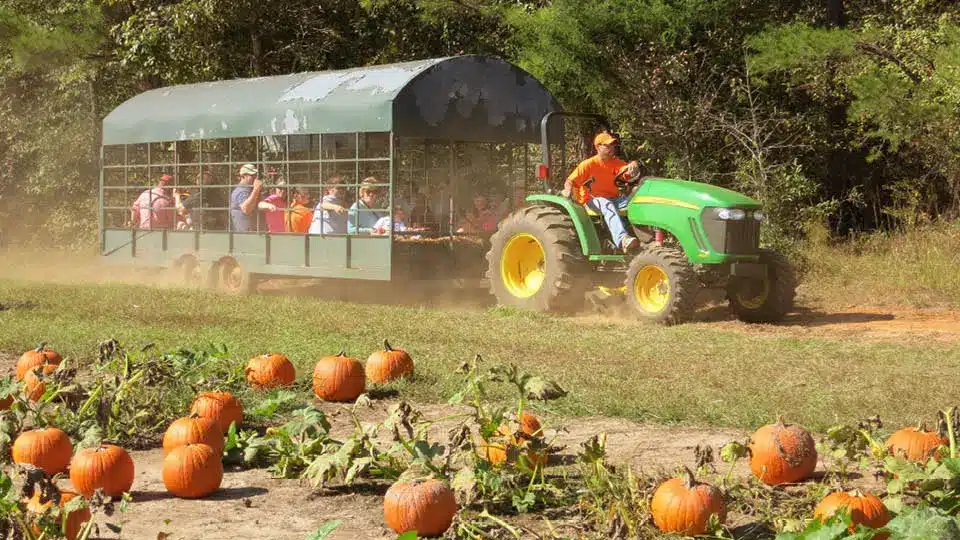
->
[614, 161, 642, 188]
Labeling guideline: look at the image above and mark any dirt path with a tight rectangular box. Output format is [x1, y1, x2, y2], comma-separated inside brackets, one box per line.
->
[69, 399, 880, 540]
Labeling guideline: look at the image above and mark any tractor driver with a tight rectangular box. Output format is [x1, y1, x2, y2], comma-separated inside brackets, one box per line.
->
[561, 131, 641, 253]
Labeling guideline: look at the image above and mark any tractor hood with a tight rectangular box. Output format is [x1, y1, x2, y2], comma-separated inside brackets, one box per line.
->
[634, 178, 761, 210]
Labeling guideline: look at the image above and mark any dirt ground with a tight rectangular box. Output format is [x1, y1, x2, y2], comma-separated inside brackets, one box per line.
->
[62, 399, 881, 540]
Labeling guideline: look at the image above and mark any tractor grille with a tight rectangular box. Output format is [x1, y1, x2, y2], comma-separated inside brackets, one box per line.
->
[700, 212, 761, 254]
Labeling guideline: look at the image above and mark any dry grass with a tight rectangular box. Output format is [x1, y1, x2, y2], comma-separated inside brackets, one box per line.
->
[799, 220, 960, 308]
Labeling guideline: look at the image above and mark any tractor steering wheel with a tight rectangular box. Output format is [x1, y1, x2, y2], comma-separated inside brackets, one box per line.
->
[613, 168, 640, 190]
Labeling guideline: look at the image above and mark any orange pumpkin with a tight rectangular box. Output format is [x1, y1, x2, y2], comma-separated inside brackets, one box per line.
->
[651, 468, 726, 536]
[69, 444, 135, 497]
[16, 343, 62, 380]
[23, 369, 45, 402]
[885, 425, 946, 463]
[162, 443, 223, 498]
[365, 340, 414, 384]
[519, 411, 542, 437]
[163, 414, 223, 457]
[814, 490, 890, 538]
[477, 422, 547, 468]
[12, 427, 73, 475]
[244, 353, 296, 390]
[26, 488, 91, 540]
[748, 416, 817, 485]
[190, 392, 243, 434]
[312, 351, 365, 402]
[383, 479, 458, 537]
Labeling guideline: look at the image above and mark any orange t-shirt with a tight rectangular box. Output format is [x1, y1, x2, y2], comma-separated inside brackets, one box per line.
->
[285, 203, 313, 233]
[566, 155, 629, 203]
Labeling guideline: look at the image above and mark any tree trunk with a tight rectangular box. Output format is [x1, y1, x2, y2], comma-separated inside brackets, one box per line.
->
[826, 0, 845, 28]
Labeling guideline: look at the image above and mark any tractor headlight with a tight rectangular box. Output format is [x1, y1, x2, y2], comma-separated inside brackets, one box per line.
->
[715, 208, 746, 220]
[753, 211, 766, 222]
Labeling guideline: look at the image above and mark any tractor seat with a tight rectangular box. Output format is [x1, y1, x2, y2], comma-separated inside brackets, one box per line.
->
[584, 206, 628, 217]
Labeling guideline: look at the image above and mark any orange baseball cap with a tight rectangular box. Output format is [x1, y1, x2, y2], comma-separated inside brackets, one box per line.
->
[593, 132, 619, 147]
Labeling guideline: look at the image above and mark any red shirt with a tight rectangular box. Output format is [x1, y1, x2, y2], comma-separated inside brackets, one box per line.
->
[566, 155, 629, 203]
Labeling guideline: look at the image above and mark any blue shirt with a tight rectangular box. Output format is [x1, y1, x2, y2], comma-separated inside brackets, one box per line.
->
[229, 185, 253, 232]
[308, 194, 347, 234]
[347, 200, 384, 234]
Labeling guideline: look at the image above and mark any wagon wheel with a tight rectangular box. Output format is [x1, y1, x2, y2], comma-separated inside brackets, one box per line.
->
[217, 258, 258, 295]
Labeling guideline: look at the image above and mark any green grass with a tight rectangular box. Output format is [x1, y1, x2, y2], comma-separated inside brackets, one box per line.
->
[1, 277, 958, 433]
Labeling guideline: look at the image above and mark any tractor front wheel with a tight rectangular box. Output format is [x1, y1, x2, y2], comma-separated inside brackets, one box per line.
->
[624, 246, 699, 325]
[486, 205, 587, 313]
[727, 249, 796, 323]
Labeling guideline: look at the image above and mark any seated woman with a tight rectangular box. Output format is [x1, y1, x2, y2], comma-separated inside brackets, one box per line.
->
[457, 194, 500, 234]
[371, 206, 428, 236]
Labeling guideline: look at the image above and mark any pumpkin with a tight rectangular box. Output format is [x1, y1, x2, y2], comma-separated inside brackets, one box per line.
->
[748, 416, 818, 485]
[885, 424, 946, 463]
[163, 414, 223, 457]
[651, 467, 727, 536]
[312, 351, 365, 402]
[26, 488, 91, 540]
[190, 392, 243, 434]
[16, 343, 62, 380]
[244, 353, 296, 390]
[12, 427, 73, 475]
[23, 368, 45, 402]
[383, 479, 458, 537]
[477, 422, 547, 468]
[162, 443, 223, 498]
[69, 444, 135, 497]
[365, 339, 414, 384]
[814, 490, 890, 538]
[519, 411, 542, 437]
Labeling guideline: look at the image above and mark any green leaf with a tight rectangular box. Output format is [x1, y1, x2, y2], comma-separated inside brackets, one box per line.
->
[522, 376, 567, 401]
[883, 505, 960, 538]
[395, 532, 418, 540]
[306, 520, 343, 540]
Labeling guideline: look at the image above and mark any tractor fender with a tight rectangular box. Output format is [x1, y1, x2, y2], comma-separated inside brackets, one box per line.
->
[524, 194, 603, 256]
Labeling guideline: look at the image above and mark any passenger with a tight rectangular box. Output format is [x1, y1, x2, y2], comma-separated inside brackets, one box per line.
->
[561, 131, 641, 253]
[229, 163, 263, 232]
[198, 169, 227, 231]
[172, 187, 194, 230]
[372, 205, 410, 235]
[257, 170, 288, 233]
[285, 188, 313, 233]
[456, 194, 499, 234]
[347, 178, 384, 234]
[131, 173, 175, 230]
[308, 177, 347, 234]
[498, 185, 528, 218]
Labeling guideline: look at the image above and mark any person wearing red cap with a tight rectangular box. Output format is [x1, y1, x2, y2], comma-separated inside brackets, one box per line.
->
[130, 173, 175, 230]
[561, 132, 641, 253]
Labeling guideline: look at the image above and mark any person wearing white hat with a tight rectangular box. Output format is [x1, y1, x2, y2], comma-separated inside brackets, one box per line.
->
[229, 163, 263, 232]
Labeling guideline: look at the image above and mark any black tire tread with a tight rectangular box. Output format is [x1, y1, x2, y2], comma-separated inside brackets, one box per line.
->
[485, 205, 588, 313]
[623, 245, 699, 325]
[727, 249, 797, 323]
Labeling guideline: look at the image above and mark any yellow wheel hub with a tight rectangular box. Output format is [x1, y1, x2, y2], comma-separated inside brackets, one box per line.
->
[500, 233, 545, 298]
[736, 279, 770, 310]
[633, 265, 671, 313]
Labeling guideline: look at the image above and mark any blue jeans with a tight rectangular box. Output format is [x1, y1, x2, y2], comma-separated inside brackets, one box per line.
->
[586, 195, 630, 247]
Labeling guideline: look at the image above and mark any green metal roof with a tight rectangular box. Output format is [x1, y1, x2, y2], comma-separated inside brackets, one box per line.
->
[102, 55, 560, 145]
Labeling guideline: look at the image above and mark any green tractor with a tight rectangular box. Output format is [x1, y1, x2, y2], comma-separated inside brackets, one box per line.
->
[485, 112, 797, 325]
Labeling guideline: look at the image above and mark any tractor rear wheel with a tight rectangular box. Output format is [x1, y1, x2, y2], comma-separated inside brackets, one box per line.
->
[486, 205, 588, 313]
[624, 246, 699, 325]
[727, 249, 796, 323]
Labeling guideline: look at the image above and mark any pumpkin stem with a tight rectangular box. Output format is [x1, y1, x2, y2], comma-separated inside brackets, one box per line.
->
[34, 342, 47, 352]
[337, 349, 346, 357]
[917, 420, 928, 432]
[776, 415, 787, 426]
[682, 465, 698, 489]
[383, 339, 393, 351]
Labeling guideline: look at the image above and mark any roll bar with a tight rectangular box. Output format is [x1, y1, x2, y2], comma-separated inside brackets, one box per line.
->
[537, 111, 613, 194]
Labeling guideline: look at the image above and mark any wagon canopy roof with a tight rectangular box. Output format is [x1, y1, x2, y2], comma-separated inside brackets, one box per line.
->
[102, 55, 560, 146]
